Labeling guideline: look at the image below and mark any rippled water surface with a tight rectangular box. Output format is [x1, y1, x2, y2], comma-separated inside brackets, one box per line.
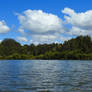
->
[0, 60, 92, 92]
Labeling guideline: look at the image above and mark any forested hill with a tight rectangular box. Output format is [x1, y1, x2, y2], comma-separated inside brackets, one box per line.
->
[0, 35, 92, 60]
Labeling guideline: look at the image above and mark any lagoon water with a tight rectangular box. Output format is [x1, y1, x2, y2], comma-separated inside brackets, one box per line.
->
[0, 60, 92, 92]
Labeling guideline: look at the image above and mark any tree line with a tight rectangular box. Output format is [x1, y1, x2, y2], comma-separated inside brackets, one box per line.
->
[0, 35, 92, 60]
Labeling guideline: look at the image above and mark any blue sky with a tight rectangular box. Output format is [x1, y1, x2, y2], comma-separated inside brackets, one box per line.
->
[0, 0, 92, 45]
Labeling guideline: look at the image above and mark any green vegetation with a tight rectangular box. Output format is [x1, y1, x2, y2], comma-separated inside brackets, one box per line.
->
[1, 35, 92, 60]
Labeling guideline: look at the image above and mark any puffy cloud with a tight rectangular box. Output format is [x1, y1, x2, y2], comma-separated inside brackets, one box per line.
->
[62, 8, 92, 36]
[0, 40, 2, 43]
[68, 26, 92, 36]
[62, 7, 75, 16]
[18, 28, 25, 34]
[62, 8, 92, 28]
[0, 21, 10, 33]
[30, 34, 72, 45]
[59, 36, 72, 41]
[17, 10, 63, 34]
[17, 9, 65, 44]
[31, 34, 59, 44]
[17, 8, 92, 44]
[17, 37, 28, 42]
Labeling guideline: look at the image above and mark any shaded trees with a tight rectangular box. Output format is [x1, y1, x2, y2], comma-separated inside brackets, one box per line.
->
[0, 35, 92, 60]
[0, 39, 21, 56]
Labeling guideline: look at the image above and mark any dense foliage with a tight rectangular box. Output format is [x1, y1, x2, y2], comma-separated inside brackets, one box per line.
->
[0, 36, 92, 60]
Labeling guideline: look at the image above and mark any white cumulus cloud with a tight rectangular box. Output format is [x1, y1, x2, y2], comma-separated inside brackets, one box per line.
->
[62, 8, 92, 36]
[16, 8, 92, 44]
[0, 40, 2, 43]
[17, 9, 65, 44]
[18, 28, 25, 34]
[17, 37, 28, 42]
[0, 20, 10, 33]
[17, 10, 63, 34]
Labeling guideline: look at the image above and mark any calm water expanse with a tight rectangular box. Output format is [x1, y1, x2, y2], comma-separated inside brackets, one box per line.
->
[0, 60, 92, 92]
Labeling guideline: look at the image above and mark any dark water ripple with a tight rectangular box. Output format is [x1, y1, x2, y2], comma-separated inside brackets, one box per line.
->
[0, 60, 92, 92]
